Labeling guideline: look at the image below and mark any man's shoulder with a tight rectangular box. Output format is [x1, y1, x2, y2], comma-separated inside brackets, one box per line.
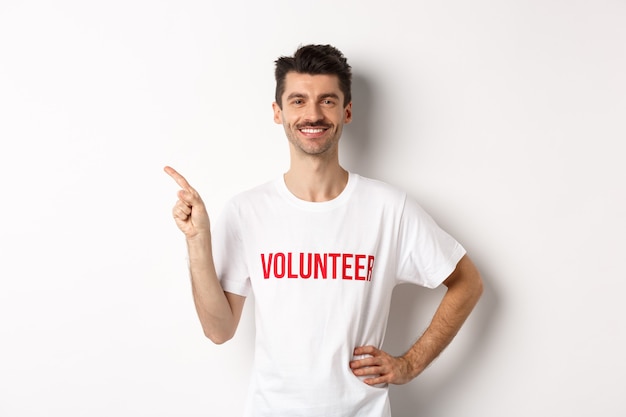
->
[225, 177, 280, 207]
[352, 173, 407, 202]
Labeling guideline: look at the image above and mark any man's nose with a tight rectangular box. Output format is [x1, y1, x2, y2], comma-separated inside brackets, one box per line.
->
[304, 103, 323, 121]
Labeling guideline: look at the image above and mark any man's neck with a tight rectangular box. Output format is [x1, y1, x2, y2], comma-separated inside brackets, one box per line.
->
[284, 159, 349, 202]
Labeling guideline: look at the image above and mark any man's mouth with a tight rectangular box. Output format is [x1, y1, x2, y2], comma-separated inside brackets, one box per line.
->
[299, 127, 327, 134]
[297, 122, 332, 137]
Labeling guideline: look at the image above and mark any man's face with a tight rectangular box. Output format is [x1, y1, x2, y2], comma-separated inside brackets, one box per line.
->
[273, 72, 352, 157]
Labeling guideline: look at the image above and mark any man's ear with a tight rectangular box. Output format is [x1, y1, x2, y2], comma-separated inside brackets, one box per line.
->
[344, 102, 353, 124]
[272, 102, 283, 124]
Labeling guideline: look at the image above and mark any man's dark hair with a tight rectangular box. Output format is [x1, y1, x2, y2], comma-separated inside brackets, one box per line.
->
[274, 44, 352, 108]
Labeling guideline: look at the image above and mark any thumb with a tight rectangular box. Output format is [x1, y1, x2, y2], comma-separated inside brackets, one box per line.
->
[178, 188, 207, 212]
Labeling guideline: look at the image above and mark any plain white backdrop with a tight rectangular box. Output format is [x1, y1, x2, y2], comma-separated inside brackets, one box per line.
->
[1, 1, 625, 416]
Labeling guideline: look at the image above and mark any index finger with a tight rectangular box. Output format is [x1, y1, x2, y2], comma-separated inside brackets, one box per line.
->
[164, 165, 193, 191]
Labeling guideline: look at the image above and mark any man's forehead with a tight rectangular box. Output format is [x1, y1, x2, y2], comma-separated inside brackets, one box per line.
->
[283, 72, 342, 95]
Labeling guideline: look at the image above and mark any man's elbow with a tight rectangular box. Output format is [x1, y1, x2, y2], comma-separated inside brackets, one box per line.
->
[463, 259, 484, 304]
[202, 327, 235, 345]
[446, 255, 484, 303]
[471, 273, 484, 304]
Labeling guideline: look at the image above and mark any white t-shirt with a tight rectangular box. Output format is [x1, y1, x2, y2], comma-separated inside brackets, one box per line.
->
[212, 173, 466, 417]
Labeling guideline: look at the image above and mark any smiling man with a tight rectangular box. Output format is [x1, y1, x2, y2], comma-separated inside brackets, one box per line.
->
[165, 44, 483, 417]
[274, 72, 350, 158]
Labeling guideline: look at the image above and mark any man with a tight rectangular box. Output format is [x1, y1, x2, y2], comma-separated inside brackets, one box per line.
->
[165, 44, 483, 416]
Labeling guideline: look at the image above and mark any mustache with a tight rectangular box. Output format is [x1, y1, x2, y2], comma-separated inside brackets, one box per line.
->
[296, 120, 332, 129]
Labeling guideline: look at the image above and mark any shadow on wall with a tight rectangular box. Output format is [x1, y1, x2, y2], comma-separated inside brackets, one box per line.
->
[340, 72, 377, 178]
[346, 72, 499, 416]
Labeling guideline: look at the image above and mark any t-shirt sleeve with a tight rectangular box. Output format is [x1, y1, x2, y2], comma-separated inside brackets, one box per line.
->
[211, 200, 251, 297]
[395, 196, 466, 288]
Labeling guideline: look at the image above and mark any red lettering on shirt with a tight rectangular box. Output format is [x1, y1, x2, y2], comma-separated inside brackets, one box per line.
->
[342, 254, 353, 280]
[354, 254, 366, 280]
[300, 253, 312, 278]
[367, 255, 375, 281]
[274, 252, 285, 278]
[328, 253, 341, 279]
[314, 253, 327, 279]
[260, 252, 375, 282]
[287, 252, 298, 278]
[261, 253, 272, 279]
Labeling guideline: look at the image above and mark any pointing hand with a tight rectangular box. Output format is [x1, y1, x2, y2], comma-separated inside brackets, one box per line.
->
[164, 166, 211, 240]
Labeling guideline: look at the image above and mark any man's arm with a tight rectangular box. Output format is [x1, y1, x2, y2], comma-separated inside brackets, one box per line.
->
[350, 254, 483, 385]
[165, 166, 245, 344]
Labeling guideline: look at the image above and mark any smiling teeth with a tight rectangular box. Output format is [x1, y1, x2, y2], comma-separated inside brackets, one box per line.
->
[301, 128, 324, 133]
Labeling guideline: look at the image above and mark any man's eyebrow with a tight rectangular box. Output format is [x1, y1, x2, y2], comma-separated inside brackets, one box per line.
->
[285, 92, 341, 101]
[286, 92, 307, 100]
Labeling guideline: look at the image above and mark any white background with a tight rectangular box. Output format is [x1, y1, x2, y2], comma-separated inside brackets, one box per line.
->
[1, 1, 625, 416]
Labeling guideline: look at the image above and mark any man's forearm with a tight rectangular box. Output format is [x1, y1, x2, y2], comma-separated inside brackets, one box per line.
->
[186, 233, 240, 344]
[402, 256, 483, 379]
[350, 256, 483, 385]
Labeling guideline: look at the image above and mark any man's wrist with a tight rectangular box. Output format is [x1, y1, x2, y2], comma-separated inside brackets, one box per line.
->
[402, 348, 427, 380]
[185, 232, 213, 261]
